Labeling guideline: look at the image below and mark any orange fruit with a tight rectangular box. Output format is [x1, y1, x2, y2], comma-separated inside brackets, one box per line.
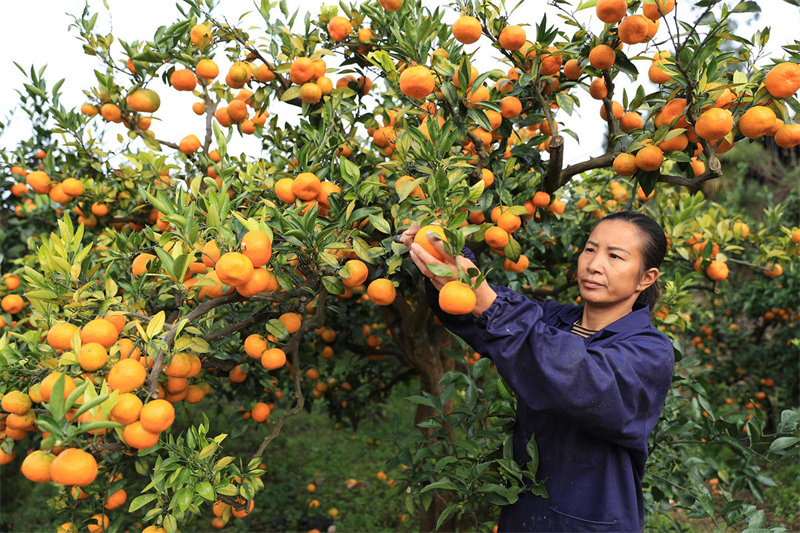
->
[530, 192, 549, 208]
[497, 211, 522, 233]
[237, 268, 275, 297]
[179, 134, 201, 155]
[635, 145, 664, 172]
[216, 252, 254, 287]
[4, 275, 20, 290]
[620, 111, 644, 133]
[293, 172, 322, 200]
[81, 318, 119, 348]
[21, 451, 54, 482]
[290, 58, 315, 85]
[61, 178, 84, 197]
[123, 421, 160, 449]
[244, 334, 268, 358]
[395, 175, 426, 199]
[774, 124, 800, 148]
[537, 47, 563, 75]
[413, 224, 446, 261]
[132, 253, 156, 278]
[91, 203, 109, 217]
[599, 100, 623, 120]
[733, 221, 750, 239]
[328, 16, 352, 41]
[499, 25, 526, 50]
[127, 89, 161, 113]
[26, 170, 52, 194]
[198, 270, 235, 300]
[39, 372, 76, 403]
[275, 177, 297, 203]
[341, 259, 369, 287]
[232, 498, 255, 518]
[100, 103, 122, 123]
[481, 168, 494, 187]
[596, 0, 628, 23]
[110, 393, 143, 424]
[50, 448, 98, 486]
[316, 76, 333, 95]
[78, 343, 108, 372]
[399, 66, 435, 99]
[657, 133, 689, 153]
[589, 45, 616, 70]
[618, 15, 648, 44]
[1, 294, 23, 314]
[164, 352, 195, 378]
[764, 263, 782, 277]
[738, 106, 777, 139]
[367, 279, 396, 306]
[300, 83, 323, 104]
[642, 0, 675, 20]
[316, 181, 341, 207]
[196, 59, 219, 80]
[503, 254, 529, 273]
[202, 241, 220, 267]
[379, 0, 403, 10]
[170, 69, 197, 91]
[563, 59, 583, 80]
[613, 153, 638, 176]
[279, 312, 302, 334]
[49, 183, 72, 205]
[765, 62, 800, 98]
[87, 515, 109, 533]
[139, 399, 175, 432]
[104, 488, 127, 510]
[589, 78, 608, 100]
[453, 16, 482, 44]
[261, 348, 287, 370]
[706, 260, 729, 281]
[10, 182, 28, 197]
[251, 402, 271, 422]
[190, 24, 211, 48]
[484, 226, 510, 248]
[107, 359, 147, 393]
[695, 108, 733, 141]
[438, 281, 476, 315]
[1, 390, 32, 415]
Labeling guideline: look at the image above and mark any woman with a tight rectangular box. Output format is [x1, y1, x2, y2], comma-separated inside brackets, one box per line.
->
[400, 210, 674, 533]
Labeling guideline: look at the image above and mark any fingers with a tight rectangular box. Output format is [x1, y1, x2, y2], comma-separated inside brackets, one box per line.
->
[410, 243, 457, 279]
[399, 224, 421, 249]
[426, 231, 454, 262]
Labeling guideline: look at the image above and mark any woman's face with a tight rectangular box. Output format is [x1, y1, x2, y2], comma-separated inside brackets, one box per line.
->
[577, 220, 658, 308]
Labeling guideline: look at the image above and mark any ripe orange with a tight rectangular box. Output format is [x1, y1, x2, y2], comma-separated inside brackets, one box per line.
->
[695, 108, 733, 141]
[635, 145, 664, 172]
[275, 177, 297, 203]
[237, 268, 275, 297]
[110, 393, 143, 424]
[78, 343, 108, 371]
[107, 359, 147, 393]
[497, 211, 522, 233]
[123, 421, 160, 449]
[316, 76, 333, 95]
[706, 260, 729, 281]
[328, 16, 352, 41]
[596, 0, 628, 22]
[132, 253, 156, 278]
[503, 254, 529, 273]
[589, 78, 608, 100]
[300, 83, 322, 104]
[104, 488, 127, 510]
[738, 106, 777, 139]
[91, 203, 109, 217]
[589, 45, 616, 70]
[62, 178, 84, 197]
[733, 221, 750, 239]
[538, 47, 563, 75]
[100, 103, 122, 123]
[290, 58, 315, 85]
[164, 351, 196, 378]
[765, 62, 800, 98]
[245, 334, 268, 358]
[232, 498, 255, 518]
[484, 226, 510, 248]
[618, 15, 648, 44]
[379, 0, 403, 10]
[139, 399, 175, 432]
[179, 134, 201, 155]
[499, 25, 526, 50]
[690, 157, 706, 176]
[261, 348, 287, 370]
[198, 270, 235, 300]
[251, 402, 271, 422]
[613, 153, 638, 176]
[21, 451, 54, 483]
[1, 294, 23, 314]
[127, 89, 161, 113]
[414, 224, 446, 261]
[642, 0, 675, 20]
[39, 372, 77, 403]
[50, 448, 98, 486]
[317, 181, 341, 207]
[657, 133, 688, 153]
[599, 100, 623, 120]
[170, 69, 197, 91]
[341, 259, 369, 287]
[453, 16, 482, 44]
[399, 66, 435, 99]
[774, 124, 800, 148]
[190, 24, 211, 48]
[480, 168, 495, 187]
[279, 312, 302, 334]
[292, 172, 322, 200]
[202, 240, 221, 267]
[26, 170, 52, 194]
[196, 59, 219, 80]
[367, 279, 397, 305]
[563, 59, 583, 80]
[792, 229, 800, 244]
[764, 263, 782, 277]
[620, 111, 644, 133]
[81, 318, 119, 348]
[1, 390, 32, 415]
[216, 252, 255, 287]
[439, 281, 476, 315]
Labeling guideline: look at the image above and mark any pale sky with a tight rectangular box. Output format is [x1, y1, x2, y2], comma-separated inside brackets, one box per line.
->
[1, 0, 797, 167]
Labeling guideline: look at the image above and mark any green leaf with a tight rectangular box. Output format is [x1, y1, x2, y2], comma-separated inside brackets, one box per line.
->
[146, 311, 166, 340]
[420, 480, 459, 493]
[435, 503, 460, 531]
[196, 481, 215, 500]
[768, 436, 799, 453]
[129, 493, 159, 512]
[281, 85, 302, 102]
[73, 394, 110, 419]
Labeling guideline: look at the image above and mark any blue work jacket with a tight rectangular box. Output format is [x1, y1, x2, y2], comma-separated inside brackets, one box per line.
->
[424, 253, 674, 532]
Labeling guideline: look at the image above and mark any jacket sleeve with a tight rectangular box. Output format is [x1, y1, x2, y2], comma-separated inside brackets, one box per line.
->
[425, 274, 674, 449]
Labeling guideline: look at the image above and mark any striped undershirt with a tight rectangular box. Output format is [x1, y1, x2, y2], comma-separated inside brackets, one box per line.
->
[571, 319, 599, 338]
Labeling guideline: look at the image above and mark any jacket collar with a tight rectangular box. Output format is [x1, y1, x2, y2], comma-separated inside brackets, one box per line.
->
[557, 302, 652, 335]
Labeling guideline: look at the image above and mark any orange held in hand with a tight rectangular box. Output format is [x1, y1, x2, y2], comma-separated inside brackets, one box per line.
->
[439, 281, 477, 315]
[413, 224, 447, 261]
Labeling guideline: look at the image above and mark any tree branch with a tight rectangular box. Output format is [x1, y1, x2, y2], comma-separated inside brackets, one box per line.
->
[556, 151, 620, 190]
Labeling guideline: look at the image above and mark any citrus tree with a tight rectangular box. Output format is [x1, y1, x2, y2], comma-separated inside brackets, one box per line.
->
[1, 0, 799, 531]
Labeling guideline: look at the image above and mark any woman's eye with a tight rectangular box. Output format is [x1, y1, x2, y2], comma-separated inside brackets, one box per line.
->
[610, 253, 620, 259]
[584, 247, 594, 253]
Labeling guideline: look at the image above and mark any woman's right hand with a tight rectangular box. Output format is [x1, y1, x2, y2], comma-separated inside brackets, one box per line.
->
[398, 225, 477, 291]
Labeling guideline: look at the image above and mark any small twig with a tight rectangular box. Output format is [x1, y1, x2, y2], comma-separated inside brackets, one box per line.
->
[601, 69, 617, 151]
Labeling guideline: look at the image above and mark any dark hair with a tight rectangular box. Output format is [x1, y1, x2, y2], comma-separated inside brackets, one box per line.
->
[592, 210, 667, 310]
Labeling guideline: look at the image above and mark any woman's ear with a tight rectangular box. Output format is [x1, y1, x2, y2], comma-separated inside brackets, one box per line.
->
[637, 267, 659, 292]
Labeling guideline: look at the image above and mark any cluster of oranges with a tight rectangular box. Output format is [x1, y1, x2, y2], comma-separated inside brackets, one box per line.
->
[7, 156, 89, 215]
